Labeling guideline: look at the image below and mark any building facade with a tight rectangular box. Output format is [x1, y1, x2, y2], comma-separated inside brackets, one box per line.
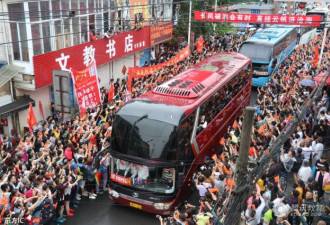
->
[0, 0, 173, 136]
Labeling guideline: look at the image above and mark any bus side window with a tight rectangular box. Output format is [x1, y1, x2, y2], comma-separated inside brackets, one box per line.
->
[178, 112, 195, 160]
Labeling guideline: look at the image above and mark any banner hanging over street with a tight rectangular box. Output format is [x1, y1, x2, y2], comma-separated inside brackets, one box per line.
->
[71, 60, 101, 114]
[194, 11, 322, 27]
[127, 45, 190, 92]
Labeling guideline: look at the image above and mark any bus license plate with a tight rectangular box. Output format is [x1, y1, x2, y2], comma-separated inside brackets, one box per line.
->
[129, 202, 142, 210]
[254, 71, 268, 76]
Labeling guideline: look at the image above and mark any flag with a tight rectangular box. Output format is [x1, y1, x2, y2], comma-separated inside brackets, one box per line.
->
[195, 35, 204, 53]
[286, 114, 292, 121]
[26, 103, 37, 132]
[257, 115, 261, 122]
[95, 170, 102, 186]
[258, 124, 266, 135]
[313, 46, 319, 67]
[108, 82, 114, 102]
[212, 154, 218, 162]
[219, 137, 225, 146]
[39, 101, 44, 120]
[125, 89, 131, 102]
[232, 120, 238, 129]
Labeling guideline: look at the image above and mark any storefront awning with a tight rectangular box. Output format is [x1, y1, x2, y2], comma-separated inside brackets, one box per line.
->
[0, 64, 23, 88]
[0, 96, 35, 119]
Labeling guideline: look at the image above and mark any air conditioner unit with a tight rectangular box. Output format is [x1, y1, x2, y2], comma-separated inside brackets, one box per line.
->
[68, 11, 76, 17]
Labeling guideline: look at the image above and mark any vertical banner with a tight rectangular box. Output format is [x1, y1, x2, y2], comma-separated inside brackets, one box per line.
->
[71, 60, 101, 114]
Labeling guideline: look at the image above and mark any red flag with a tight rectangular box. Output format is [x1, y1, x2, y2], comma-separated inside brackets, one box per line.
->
[232, 120, 238, 128]
[39, 101, 44, 120]
[195, 35, 204, 53]
[26, 103, 37, 132]
[108, 82, 114, 101]
[219, 137, 225, 145]
[313, 46, 319, 67]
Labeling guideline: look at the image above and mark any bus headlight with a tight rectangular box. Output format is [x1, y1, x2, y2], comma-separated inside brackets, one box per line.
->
[153, 202, 172, 210]
[108, 188, 120, 199]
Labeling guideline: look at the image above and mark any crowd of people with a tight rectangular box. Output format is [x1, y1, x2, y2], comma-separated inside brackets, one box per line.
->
[156, 31, 330, 225]
[0, 27, 329, 225]
[0, 30, 254, 225]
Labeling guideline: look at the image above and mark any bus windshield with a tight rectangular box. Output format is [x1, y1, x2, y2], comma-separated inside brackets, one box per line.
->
[110, 157, 176, 194]
[111, 114, 177, 159]
[239, 43, 272, 62]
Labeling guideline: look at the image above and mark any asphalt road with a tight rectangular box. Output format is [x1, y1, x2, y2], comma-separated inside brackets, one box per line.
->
[63, 90, 259, 225]
[63, 192, 157, 225]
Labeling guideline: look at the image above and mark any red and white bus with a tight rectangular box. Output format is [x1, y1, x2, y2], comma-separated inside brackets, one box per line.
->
[108, 52, 252, 215]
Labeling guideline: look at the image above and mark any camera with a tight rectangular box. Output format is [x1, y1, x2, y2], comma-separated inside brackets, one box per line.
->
[313, 190, 318, 196]
[156, 215, 161, 219]
[184, 200, 188, 205]
[164, 218, 168, 223]
[175, 207, 178, 211]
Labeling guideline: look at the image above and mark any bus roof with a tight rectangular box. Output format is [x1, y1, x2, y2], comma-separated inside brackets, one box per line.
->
[306, 7, 329, 14]
[127, 52, 250, 116]
[244, 26, 296, 46]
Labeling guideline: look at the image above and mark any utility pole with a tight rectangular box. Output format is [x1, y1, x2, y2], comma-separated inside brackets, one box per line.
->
[318, 17, 329, 69]
[213, 0, 217, 32]
[224, 106, 255, 225]
[187, 0, 192, 48]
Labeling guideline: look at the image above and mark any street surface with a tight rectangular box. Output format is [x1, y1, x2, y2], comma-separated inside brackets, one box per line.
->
[64, 193, 156, 225]
[63, 90, 258, 225]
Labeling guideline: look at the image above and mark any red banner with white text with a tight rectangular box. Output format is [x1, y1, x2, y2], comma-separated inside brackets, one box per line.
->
[34, 28, 151, 89]
[194, 11, 322, 27]
[127, 45, 190, 92]
[71, 61, 101, 114]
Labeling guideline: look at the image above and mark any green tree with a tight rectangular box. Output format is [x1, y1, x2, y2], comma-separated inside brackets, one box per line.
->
[173, 0, 240, 42]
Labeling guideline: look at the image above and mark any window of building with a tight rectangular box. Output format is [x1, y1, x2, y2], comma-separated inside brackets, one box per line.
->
[54, 20, 63, 50]
[8, 3, 29, 62]
[95, 13, 103, 34]
[89, 0, 95, 13]
[29, 2, 39, 22]
[52, 0, 61, 18]
[42, 22, 52, 53]
[103, 12, 109, 32]
[31, 24, 42, 55]
[72, 17, 80, 45]
[40, 1, 50, 20]
[80, 16, 88, 43]
[63, 18, 71, 48]
[80, 0, 87, 14]
[7, 0, 141, 62]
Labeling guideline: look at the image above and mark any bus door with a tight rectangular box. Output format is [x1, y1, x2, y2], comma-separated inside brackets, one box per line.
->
[269, 58, 278, 75]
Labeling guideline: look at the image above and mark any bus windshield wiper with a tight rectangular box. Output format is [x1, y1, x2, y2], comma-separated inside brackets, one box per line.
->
[128, 114, 148, 146]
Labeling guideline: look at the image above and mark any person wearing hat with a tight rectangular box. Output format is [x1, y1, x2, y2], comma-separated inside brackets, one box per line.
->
[40, 198, 57, 225]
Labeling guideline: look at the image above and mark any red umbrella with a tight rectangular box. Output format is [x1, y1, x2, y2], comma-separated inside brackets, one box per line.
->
[314, 73, 330, 86]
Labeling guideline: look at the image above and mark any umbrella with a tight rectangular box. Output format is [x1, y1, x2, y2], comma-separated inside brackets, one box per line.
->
[314, 73, 330, 86]
[249, 27, 257, 31]
[227, 31, 237, 35]
[300, 79, 316, 86]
